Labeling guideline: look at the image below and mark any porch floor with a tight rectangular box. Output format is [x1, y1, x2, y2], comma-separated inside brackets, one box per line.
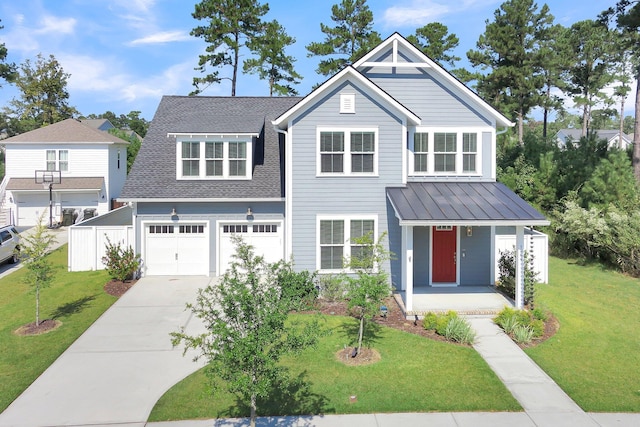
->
[394, 285, 514, 318]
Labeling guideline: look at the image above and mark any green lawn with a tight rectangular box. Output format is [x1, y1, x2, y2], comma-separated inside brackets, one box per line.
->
[0, 246, 115, 413]
[526, 257, 640, 412]
[149, 315, 520, 421]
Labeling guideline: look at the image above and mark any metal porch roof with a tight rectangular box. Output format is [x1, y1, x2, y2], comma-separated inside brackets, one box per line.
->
[386, 182, 549, 226]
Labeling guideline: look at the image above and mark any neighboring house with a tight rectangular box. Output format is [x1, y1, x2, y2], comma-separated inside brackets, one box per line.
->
[81, 118, 143, 142]
[556, 128, 632, 150]
[119, 33, 548, 309]
[1, 118, 129, 226]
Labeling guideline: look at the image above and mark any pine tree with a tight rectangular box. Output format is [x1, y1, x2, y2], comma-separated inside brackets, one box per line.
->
[406, 23, 460, 68]
[306, 0, 381, 77]
[190, 0, 269, 96]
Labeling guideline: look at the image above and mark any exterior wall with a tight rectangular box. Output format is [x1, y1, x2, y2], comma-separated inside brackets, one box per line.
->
[134, 201, 284, 276]
[289, 82, 404, 275]
[5, 144, 110, 178]
[413, 226, 431, 285]
[107, 144, 127, 201]
[459, 226, 492, 285]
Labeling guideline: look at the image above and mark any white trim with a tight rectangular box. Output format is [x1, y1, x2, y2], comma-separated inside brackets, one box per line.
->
[168, 133, 258, 140]
[402, 225, 414, 312]
[316, 127, 379, 177]
[340, 93, 355, 113]
[118, 197, 285, 203]
[490, 225, 496, 285]
[316, 214, 378, 273]
[176, 139, 253, 180]
[273, 66, 421, 128]
[399, 219, 551, 227]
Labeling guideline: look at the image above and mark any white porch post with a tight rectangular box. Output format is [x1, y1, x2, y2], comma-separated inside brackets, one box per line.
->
[402, 225, 414, 312]
[515, 225, 525, 309]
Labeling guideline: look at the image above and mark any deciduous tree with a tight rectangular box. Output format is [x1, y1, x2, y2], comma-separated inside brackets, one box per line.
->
[244, 20, 301, 96]
[190, 0, 268, 96]
[306, 0, 381, 77]
[0, 20, 17, 87]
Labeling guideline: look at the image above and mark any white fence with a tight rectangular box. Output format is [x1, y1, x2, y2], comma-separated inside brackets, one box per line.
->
[68, 225, 134, 272]
[495, 229, 548, 284]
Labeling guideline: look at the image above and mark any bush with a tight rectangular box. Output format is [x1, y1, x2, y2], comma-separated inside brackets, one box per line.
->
[494, 307, 548, 342]
[435, 311, 458, 336]
[277, 267, 318, 311]
[512, 325, 534, 344]
[422, 312, 438, 330]
[497, 248, 539, 306]
[102, 236, 140, 282]
[317, 274, 346, 302]
[443, 316, 475, 344]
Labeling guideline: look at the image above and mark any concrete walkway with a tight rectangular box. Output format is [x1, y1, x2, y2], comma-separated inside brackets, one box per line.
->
[0, 276, 210, 427]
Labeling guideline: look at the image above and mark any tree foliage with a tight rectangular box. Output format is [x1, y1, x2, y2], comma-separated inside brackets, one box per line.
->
[171, 237, 322, 427]
[107, 128, 141, 174]
[406, 23, 460, 68]
[467, 0, 555, 144]
[3, 53, 78, 135]
[19, 215, 57, 326]
[306, 0, 381, 76]
[101, 236, 141, 282]
[190, 0, 269, 96]
[0, 20, 17, 87]
[244, 20, 301, 96]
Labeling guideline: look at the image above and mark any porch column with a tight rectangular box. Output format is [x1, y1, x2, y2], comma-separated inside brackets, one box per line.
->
[402, 225, 414, 312]
[515, 225, 525, 309]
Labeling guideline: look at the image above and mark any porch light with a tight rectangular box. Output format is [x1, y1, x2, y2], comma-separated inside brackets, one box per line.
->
[466, 226, 473, 237]
[246, 207, 253, 217]
[170, 207, 177, 217]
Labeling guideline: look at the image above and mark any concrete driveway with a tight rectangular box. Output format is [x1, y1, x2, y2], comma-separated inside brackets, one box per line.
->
[0, 276, 211, 427]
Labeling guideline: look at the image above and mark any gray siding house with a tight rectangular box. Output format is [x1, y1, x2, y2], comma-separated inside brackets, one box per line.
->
[120, 33, 548, 310]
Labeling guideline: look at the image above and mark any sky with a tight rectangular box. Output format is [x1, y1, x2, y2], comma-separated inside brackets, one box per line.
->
[0, 0, 628, 121]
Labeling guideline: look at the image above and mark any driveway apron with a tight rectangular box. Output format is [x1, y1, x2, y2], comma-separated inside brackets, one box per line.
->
[0, 276, 210, 427]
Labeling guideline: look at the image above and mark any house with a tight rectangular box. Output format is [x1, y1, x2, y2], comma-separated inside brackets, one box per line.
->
[556, 128, 632, 150]
[119, 33, 549, 310]
[1, 118, 129, 226]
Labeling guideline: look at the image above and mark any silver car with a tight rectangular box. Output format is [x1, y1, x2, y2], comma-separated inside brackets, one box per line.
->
[0, 226, 20, 264]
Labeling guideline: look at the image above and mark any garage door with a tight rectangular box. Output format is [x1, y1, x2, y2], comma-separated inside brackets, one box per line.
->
[218, 222, 283, 275]
[144, 223, 209, 275]
[16, 193, 48, 226]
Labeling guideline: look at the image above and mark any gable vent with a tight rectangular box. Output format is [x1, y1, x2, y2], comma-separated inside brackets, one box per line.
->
[340, 93, 355, 114]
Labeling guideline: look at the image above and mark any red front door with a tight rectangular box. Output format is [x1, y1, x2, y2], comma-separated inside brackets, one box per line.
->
[432, 226, 457, 283]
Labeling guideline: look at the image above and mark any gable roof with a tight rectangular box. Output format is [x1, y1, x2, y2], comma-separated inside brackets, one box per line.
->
[80, 118, 115, 132]
[354, 33, 514, 128]
[557, 128, 631, 143]
[273, 65, 421, 128]
[120, 96, 302, 201]
[2, 118, 129, 145]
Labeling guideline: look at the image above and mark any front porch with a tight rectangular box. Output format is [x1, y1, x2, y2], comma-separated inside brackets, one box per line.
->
[394, 285, 514, 318]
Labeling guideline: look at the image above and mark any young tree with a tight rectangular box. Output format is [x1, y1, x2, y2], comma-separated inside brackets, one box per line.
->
[190, 0, 269, 96]
[0, 20, 17, 87]
[171, 237, 322, 427]
[19, 215, 57, 326]
[4, 53, 78, 135]
[467, 0, 555, 145]
[342, 232, 391, 357]
[406, 23, 460, 68]
[563, 20, 616, 137]
[244, 20, 302, 96]
[306, 0, 381, 77]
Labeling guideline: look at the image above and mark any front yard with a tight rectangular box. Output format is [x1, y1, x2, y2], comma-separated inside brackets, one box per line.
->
[526, 257, 640, 412]
[0, 246, 115, 413]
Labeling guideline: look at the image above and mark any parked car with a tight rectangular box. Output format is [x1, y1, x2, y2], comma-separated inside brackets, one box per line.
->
[0, 225, 20, 264]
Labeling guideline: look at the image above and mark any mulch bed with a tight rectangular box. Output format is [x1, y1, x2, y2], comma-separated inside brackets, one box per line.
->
[14, 319, 62, 336]
[104, 279, 137, 297]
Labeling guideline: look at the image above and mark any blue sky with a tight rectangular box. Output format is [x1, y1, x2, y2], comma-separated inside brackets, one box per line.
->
[0, 0, 625, 120]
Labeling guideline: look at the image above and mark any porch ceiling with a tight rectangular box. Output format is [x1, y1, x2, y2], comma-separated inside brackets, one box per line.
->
[386, 182, 549, 226]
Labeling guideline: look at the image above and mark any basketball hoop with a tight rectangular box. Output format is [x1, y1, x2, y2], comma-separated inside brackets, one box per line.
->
[35, 170, 62, 228]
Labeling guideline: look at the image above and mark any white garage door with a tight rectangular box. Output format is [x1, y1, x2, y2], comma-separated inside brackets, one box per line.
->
[144, 223, 209, 276]
[218, 222, 283, 275]
[16, 193, 48, 226]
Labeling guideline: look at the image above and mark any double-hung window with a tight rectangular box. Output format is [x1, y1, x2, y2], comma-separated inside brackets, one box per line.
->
[434, 132, 457, 172]
[410, 129, 483, 175]
[318, 216, 377, 271]
[46, 149, 69, 172]
[414, 133, 428, 172]
[462, 133, 477, 173]
[176, 137, 253, 180]
[318, 128, 377, 176]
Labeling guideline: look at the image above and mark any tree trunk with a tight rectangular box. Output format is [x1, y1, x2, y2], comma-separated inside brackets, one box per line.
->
[232, 32, 239, 97]
[517, 110, 524, 146]
[633, 67, 640, 181]
[620, 94, 625, 150]
[543, 108, 548, 139]
[36, 286, 40, 326]
[357, 314, 364, 356]
[582, 104, 589, 137]
[250, 392, 256, 427]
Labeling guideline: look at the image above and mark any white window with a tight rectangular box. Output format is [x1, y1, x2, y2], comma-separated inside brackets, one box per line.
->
[409, 129, 483, 175]
[318, 128, 377, 176]
[46, 149, 69, 172]
[317, 215, 377, 271]
[177, 139, 252, 180]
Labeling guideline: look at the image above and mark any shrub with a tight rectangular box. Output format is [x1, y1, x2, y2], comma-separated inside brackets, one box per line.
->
[497, 313, 520, 335]
[277, 266, 318, 311]
[530, 319, 545, 338]
[512, 324, 534, 344]
[494, 307, 548, 341]
[102, 236, 140, 282]
[497, 248, 539, 306]
[443, 316, 475, 344]
[532, 307, 548, 321]
[317, 274, 346, 302]
[423, 312, 438, 330]
[435, 311, 458, 336]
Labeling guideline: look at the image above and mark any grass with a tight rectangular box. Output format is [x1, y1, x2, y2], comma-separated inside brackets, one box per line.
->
[0, 245, 115, 413]
[526, 257, 640, 412]
[149, 315, 520, 421]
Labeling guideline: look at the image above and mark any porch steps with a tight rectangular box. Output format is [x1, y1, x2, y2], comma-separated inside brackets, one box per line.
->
[393, 292, 510, 320]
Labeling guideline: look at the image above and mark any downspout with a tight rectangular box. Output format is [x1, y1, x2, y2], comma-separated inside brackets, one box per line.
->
[273, 126, 291, 261]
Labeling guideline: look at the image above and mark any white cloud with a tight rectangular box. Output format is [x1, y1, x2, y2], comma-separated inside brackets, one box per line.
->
[128, 30, 191, 46]
[382, 1, 451, 27]
[35, 15, 76, 35]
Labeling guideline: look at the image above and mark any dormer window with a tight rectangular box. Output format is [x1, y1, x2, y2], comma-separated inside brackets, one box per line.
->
[172, 133, 255, 180]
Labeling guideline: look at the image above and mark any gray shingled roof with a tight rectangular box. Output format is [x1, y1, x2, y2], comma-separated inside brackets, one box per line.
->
[7, 177, 104, 191]
[386, 182, 549, 225]
[2, 118, 129, 145]
[120, 96, 302, 200]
